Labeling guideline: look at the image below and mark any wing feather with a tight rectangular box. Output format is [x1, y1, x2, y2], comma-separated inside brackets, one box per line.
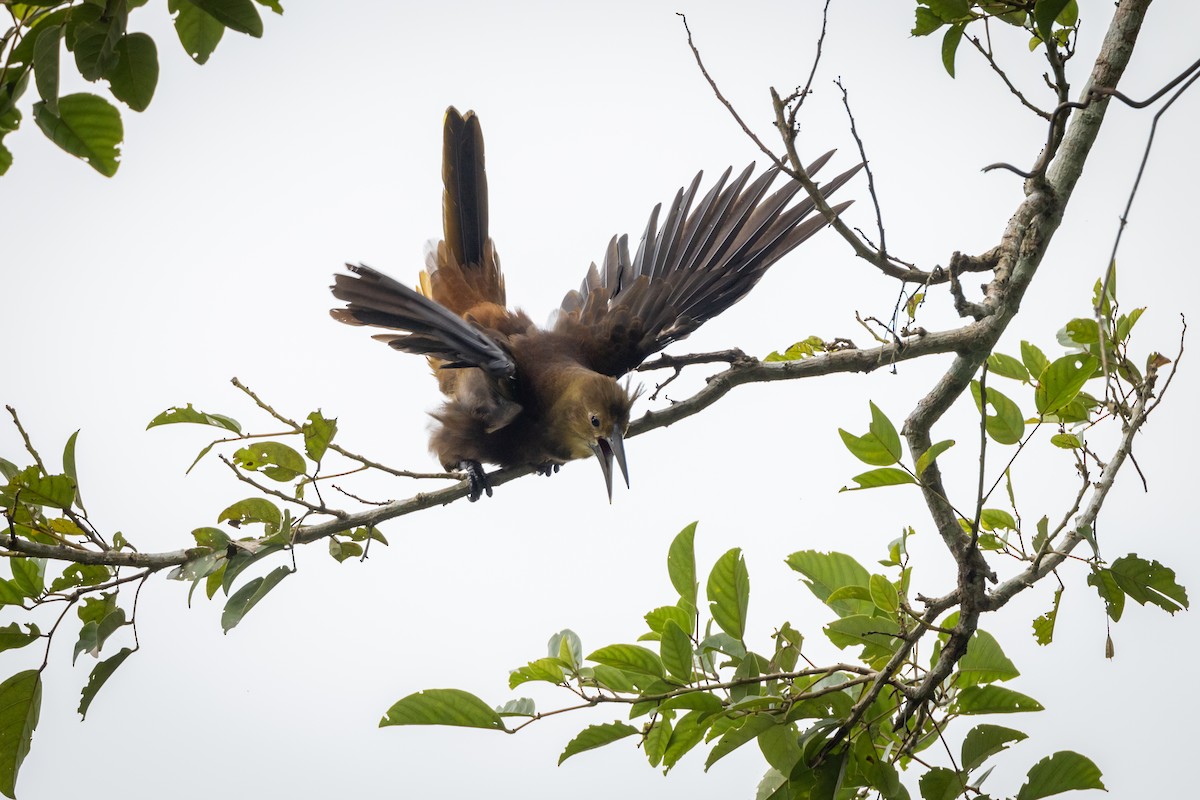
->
[331, 264, 515, 378]
[554, 155, 862, 376]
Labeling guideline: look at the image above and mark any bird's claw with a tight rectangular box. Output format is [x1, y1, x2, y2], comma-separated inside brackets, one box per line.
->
[536, 462, 561, 477]
[457, 460, 493, 501]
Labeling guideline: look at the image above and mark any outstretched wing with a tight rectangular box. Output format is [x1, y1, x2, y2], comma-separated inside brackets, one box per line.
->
[555, 154, 861, 377]
[331, 263, 515, 378]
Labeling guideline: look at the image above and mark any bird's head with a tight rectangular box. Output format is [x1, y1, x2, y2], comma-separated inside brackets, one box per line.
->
[556, 373, 635, 501]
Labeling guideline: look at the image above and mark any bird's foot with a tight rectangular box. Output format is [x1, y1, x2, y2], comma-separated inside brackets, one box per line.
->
[456, 460, 493, 502]
[536, 462, 561, 477]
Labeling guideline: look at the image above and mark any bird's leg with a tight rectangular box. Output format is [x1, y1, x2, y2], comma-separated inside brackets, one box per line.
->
[535, 462, 561, 477]
[456, 460, 493, 501]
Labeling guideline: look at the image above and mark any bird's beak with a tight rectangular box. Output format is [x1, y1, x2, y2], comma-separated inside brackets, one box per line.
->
[591, 424, 630, 502]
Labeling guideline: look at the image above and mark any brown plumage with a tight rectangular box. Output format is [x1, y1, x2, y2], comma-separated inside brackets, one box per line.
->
[331, 107, 859, 501]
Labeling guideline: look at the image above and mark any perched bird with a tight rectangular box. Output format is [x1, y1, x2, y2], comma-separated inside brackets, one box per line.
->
[331, 107, 859, 501]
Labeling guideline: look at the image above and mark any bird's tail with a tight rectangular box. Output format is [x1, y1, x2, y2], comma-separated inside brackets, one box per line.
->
[442, 106, 489, 270]
[418, 107, 509, 320]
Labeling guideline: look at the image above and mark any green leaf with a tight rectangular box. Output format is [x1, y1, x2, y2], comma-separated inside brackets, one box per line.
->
[73, 607, 127, 663]
[707, 548, 749, 640]
[169, 0, 226, 64]
[220, 565, 290, 632]
[328, 539, 362, 563]
[1033, 0, 1072, 40]
[0, 580, 27, 607]
[1088, 555, 1188, 619]
[868, 402, 903, 463]
[548, 629, 583, 670]
[667, 521, 697, 610]
[1062, 317, 1100, 346]
[1020, 341, 1049, 380]
[961, 724, 1027, 772]
[645, 604, 693, 638]
[926, 0, 970, 19]
[1032, 588, 1062, 645]
[657, 692, 724, 717]
[786, 551, 872, 618]
[971, 381, 1026, 445]
[0, 671, 40, 799]
[841, 467, 915, 491]
[233, 441, 307, 481]
[765, 336, 826, 361]
[146, 403, 241, 433]
[10, 559, 44, 598]
[644, 717, 671, 768]
[837, 430, 898, 466]
[759, 721, 803, 775]
[558, 721, 638, 765]
[218, 497, 282, 532]
[78, 647, 134, 720]
[192, 527, 231, 549]
[1057, 0, 1079, 27]
[72, 14, 124, 81]
[979, 509, 1017, 531]
[1116, 307, 1145, 342]
[919, 767, 965, 800]
[302, 411, 337, 462]
[868, 574, 899, 614]
[915, 439, 954, 477]
[587, 644, 664, 679]
[184, 0, 264, 37]
[0, 625, 40, 654]
[941, 23, 964, 77]
[1017, 750, 1104, 799]
[912, 6, 945, 36]
[9, 467, 76, 509]
[706, 715, 776, 771]
[956, 630, 1019, 687]
[825, 615, 901, 657]
[1035, 355, 1100, 416]
[106, 32, 158, 112]
[1050, 433, 1082, 449]
[46, 563, 110, 593]
[662, 709, 709, 770]
[219, 543, 281, 595]
[987, 352, 1030, 382]
[380, 688, 505, 730]
[508, 658, 565, 689]
[255, 0, 285, 14]
[954, 685, 1044, 715]
[77, 593, 117, 625]
[659, 620, 694, 684]
[61, 429, 83, 511]
[32, 24, 62, 113]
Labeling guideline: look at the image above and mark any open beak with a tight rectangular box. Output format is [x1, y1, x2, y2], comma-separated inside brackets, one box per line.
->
[591, 424, 630, 502]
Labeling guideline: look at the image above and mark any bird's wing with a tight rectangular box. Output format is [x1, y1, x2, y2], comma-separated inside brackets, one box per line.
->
[554, 154, 861, 377]
[331, 263, 515, 378]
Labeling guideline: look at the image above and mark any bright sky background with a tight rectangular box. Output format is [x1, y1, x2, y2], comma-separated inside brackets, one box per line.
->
[4, 1, 1198, 798]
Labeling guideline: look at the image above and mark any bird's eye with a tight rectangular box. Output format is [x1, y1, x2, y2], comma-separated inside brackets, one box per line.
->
[590, 415, 601, 428]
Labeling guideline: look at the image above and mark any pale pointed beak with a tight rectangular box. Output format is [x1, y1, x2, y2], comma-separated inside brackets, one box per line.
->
[590, 424, 630, 502]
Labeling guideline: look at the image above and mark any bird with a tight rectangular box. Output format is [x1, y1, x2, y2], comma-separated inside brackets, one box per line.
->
[330, 107, 859, 502]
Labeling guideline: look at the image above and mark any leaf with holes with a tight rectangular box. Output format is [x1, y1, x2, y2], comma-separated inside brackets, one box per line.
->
[1017, 750, 1104, 799]
[971, 381, 1025, 445]
[1035, 355, 1100, 416]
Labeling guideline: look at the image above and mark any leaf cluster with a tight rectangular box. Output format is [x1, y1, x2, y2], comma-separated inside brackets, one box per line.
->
[0, 0, 283, 176]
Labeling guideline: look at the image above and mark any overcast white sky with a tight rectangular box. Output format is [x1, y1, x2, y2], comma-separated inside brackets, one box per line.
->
[3, 1, 1198, 798]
